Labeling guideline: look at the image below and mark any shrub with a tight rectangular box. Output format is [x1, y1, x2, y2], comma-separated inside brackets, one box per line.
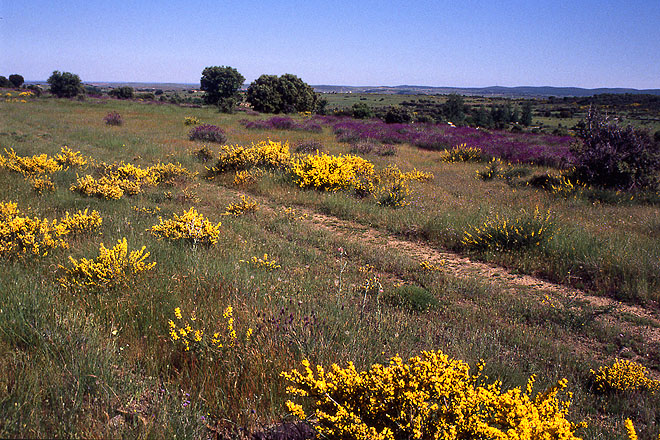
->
[223, 195, 259, 216]
[184, 116, 200, 126]
[194, 145, 214, 162]
[384, 106, 412, 124]
[291, 152, 374, 193]
[208, 140, 292, 174]
[282, 351, 582, 440]
[188, 124, 227, 144]
[240, 253, 281, 270]
[149, 207, 221, 246]
[168, 305, 252, 354]
[55, 146, 88, 168]
[58, 238, 156, 290]
[571, 108, 660, 190]
[103, 111, 123, 126]
[440, 143, 486, 163]
[462, 207, 555, 251]
[384, 285, 438, 312]
[591, 359, 660, 394]
[47, 70, 84, 98]
[351, 102, 374, 119]
[0, 201, 67, 257]
[108, 86, 134, 99]
[0, 148, 63, 177]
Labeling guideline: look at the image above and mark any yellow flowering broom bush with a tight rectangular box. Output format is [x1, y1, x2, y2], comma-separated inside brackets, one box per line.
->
[291, 152, 375, 193]
[58, 238, 155, 290]
[54, 146, 89, 169]
[149, 207, 221, 246]
[71, 161, 195, 199]
[282, 350, 582, 440]
[462, 206, 556, 251]
[223, 195, 259, 216]
[591, 359, 660, 394]
[168, 306, 253, 356]
[208, 140, 292, 174]
[440, 143, 486, 163]
[240, 253, 281, 270]
[0, 201, 102, 257]
[0, 148, 63, 177]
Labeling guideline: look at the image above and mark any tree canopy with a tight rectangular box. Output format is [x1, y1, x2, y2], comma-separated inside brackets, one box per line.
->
[47, 71, 84, 98]
[200, 66, 245, 112]
[246, 74, 317, 114]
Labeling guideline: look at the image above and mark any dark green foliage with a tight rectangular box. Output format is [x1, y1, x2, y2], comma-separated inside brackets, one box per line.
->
[351, 102, 374, 119]
[384, 106, 412, 124]
[136, 92, 155, 100]
[521, 102, 533, 126]
[384, 285, 439, 312]
[443, 93, 466, 125]
[47, 71, 84, 98]
[572, 109, 660, 190]
[200, 66, 245, 112]
[0, 76, 10, 88]
[8, 74, 24, 88]
[246, 74, 318, 114]
[108, 86, 134, 99]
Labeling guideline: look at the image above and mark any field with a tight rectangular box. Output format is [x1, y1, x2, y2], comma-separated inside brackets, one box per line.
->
[1, 93, 659, 439]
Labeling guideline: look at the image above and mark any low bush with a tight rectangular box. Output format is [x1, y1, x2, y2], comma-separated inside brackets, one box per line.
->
[150, 207, 221, 246]
[462, 207, 556, 251]
[282, 350, 582, 440]
[103, 111, 123, 126]
[384, 285, 438, 312]
[58, 238, 155, 290]
[188, 124, 227, 144]
[208, 140, 292, 174]
[571, 109, 660, 190]
[591, 359, 660, 394]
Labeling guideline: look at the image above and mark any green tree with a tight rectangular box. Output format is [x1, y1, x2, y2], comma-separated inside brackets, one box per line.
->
[8, 74, 24, 88]
[521, 101, 533, 126]
[443, 93, 466, 125]
[0, 76, 10, 88]
[47, 71, 84, 98]
[246, 74, 317, 114]
[200, 66, 245, 112]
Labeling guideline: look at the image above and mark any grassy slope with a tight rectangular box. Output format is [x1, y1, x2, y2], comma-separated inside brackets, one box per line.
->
[0, 96, 658, 438]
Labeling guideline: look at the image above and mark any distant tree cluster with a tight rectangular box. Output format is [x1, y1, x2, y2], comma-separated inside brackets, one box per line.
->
[0, 74, 24, 88]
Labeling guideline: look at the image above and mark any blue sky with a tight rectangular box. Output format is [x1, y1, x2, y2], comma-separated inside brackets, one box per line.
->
[2, 0, 659, 88]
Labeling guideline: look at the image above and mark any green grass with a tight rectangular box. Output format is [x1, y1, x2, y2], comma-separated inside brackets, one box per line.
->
[0, 96, 658, 438]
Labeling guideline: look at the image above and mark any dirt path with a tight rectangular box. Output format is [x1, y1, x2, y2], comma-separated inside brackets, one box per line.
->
[216, 184, 660, 355]
[301, 212, 660, 347]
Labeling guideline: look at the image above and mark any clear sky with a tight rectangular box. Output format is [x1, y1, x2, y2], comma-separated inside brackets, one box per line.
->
[2, 0, 659, 88]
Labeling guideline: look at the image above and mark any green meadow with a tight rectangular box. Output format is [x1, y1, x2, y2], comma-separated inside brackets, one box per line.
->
[0, 94, 659, 439]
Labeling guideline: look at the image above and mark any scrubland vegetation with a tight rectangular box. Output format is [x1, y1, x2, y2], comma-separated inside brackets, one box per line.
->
[0, 86, 659, 439]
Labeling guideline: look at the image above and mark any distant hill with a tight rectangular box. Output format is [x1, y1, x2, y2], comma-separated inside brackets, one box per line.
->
[312, 84, 660, 98]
